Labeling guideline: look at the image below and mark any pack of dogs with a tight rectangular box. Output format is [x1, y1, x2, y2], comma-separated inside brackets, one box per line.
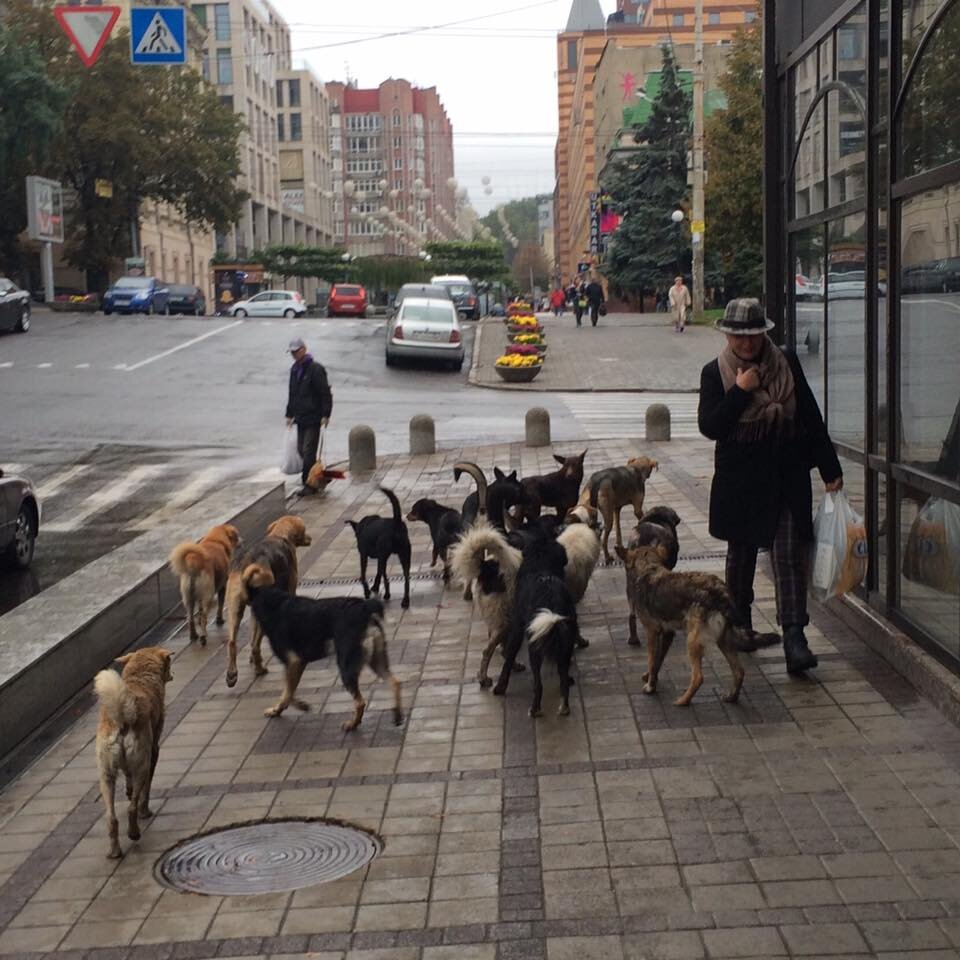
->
[94, 450, 752, 857]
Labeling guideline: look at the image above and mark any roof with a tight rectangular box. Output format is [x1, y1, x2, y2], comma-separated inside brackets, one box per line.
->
[565, 0, 605, 32]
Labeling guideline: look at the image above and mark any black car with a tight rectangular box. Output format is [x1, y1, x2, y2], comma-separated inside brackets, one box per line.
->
[0, 278, 31, 333]
[389, 283, 452, 318]
[0, 468, 40, 570]
[165, 284, 207, 315]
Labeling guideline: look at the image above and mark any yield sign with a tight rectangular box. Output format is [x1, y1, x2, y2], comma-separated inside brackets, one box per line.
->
[54, 6, 121, 68]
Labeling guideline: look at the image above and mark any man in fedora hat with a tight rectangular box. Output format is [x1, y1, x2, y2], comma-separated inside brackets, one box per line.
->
[698, 298, 842, 673]
[285, 336, 333, 495]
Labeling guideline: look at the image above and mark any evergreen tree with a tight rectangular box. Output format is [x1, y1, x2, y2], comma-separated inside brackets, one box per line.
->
[603, 45, 692, 300]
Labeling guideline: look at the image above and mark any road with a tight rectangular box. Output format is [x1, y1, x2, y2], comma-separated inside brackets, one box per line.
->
[0, 310, 700, 616]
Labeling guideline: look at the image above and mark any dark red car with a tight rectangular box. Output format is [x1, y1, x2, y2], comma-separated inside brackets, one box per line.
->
[327, 283, 368, 318]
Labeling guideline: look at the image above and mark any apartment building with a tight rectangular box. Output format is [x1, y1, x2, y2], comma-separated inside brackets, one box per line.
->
[325, 80, 457, 257]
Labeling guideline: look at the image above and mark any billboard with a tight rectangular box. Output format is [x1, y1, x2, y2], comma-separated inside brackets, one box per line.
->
[26, 176, 64, 243]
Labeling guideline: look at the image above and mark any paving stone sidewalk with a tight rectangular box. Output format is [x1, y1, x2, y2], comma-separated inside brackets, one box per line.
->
[471, 313, 720, 392]
[2, 438, 960, 960]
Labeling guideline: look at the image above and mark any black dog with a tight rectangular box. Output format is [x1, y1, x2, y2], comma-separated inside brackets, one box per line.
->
[460, 465, 525, 530]
[506, 513, 564, 551]
[346, 487, 411, 608]
[406, 498, 463, 585]
[242, 564, 402, 730]
[627, 506, 681, 648]
[493, 537, 578, 718]
[519, 450, 587, 523]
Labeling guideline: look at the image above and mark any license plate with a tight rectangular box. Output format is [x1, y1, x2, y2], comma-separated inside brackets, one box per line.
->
[411, 329, 445, 342]
[340, 304, 355, 311]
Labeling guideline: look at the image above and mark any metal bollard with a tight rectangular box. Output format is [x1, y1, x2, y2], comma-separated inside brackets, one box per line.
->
[645, 403, 671, 442]
[409, 414, 436, 455]
[525, 407, 551, 447]
[348, 425, 377, 472]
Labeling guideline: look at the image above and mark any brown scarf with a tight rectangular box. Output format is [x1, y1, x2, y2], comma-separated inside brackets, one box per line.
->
[718, 335, 797, 443]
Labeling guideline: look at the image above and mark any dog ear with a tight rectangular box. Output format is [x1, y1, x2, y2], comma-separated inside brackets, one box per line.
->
[507, 470, 518, 481]
[493, 466, 505, 481]
[161, 650, 174, 682]
[114, 653, 133, 666]
[553, 454, 567, 466]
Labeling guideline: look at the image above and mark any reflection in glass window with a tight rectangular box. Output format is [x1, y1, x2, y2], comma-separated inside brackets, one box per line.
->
[792, 227, 825, 407]
[827, 88, 866, 205]
[794, 101, 825, 217]
[899, 0, 960, 178]
[899, 184, 960, 481]
[876, 136, 888, 457]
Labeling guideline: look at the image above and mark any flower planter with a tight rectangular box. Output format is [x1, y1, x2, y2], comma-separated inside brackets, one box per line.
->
[507, 323, 543, 335]
[50, 300, 98, 313]
[507, 334, 546, 345]
[495, 364, 543, 383]
[505, 344, 546, 356]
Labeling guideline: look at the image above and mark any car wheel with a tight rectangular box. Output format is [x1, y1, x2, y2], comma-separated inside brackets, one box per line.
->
[103, 308, 112, 316]
[234, 308, 247, 317]
[360, 308, 367, 319]
[14, 305, 30, 333]
[385, 351, 396, 367]
[5, 504, 36, 570]
[284, 308, 296, 318]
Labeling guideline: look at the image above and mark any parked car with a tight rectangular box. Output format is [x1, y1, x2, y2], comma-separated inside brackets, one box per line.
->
[230, 290, 307, 318]
[327, 284, 368, 317]
[165, 284, 206, 316]
[385, 297, 464, 371]
[102, 276, 170, 315]
[935, 257, 960, 292]
[431, 274, 480, 320]
[0, 467, 40, 570]
[795, 273, 821, 302]
[0, 278, 31, 333]
[902, 262, 946, 295]
[389, 283, 452, 318]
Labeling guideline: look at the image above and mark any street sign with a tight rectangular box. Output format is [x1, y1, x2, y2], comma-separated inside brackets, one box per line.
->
[130, 7, 186, 65]
[95, 178, 114, 199]
[25, 177, 64, 244]
[691, 219, 706, 234]
[54, 5, 120, 68]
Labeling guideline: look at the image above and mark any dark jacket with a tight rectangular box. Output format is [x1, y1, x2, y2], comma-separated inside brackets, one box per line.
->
[585, 281, 605, 305]
[698, 347, 841, 547]
[286, 357, 332, 426]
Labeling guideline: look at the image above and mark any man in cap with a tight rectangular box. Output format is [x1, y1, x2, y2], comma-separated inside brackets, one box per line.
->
[285, 337, 333, 494]
[698, 299, 842, 673]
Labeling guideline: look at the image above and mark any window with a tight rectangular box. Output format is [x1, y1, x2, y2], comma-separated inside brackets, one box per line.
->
[288, 79, 301, 107]
[394, 177, 402, 189]
[393, 136, 402, 149]
[709, 12, 720, 25]
[289, 113, 301, 141]
[277, 114, 285, 141]
[392, 111, 401, 128]
[213, 3, 229, 40]
[219, 94, 233, 110]
[276, 80, 283, 106]
[191, 4, 206, 27]
[567, 39, 577, 71]
[673, 14, 684, 26]
[216, 48, 232, 85]
[394, 157, 403, 170]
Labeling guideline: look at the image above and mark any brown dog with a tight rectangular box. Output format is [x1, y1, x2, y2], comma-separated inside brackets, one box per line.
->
[169, 524, 241, 643]
[617, 542, 745, 706]
[579, 457, 658, 563]
[94, 647, 173, 858]
[519, 450, 587, 522]
[224, 515, 311, 688]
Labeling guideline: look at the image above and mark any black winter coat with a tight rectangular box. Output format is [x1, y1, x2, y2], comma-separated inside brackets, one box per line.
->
[286, 358, 333, 426]
[698, 347, 841, 547]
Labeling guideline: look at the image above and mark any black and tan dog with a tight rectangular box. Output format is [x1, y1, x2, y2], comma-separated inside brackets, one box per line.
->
[406, 498, 463, 586]
[579, 456, 659, 564]
[223, 515, 312, 688]
[346, 487, 411, 608]
[626, 506, 681, 647]
[617, 542, 745, 706]
[518, 450, 587, 523]
[242, 564, 402, 730]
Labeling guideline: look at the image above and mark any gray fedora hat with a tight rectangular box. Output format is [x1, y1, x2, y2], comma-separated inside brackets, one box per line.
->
[714, 298, 775, 334]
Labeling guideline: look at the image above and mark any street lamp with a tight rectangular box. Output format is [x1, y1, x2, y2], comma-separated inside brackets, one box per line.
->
[671, 209, 685, 224]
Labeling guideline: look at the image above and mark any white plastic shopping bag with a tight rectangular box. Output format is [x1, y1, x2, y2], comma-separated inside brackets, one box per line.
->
[903, 497, 960, 595]
[810, 490, 868, 602]
[280, 425, 302, 475]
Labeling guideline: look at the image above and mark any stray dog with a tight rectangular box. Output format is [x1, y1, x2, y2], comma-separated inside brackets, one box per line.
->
[458, 463, 525, 531]
[626, 506, 681, 646]
[168, 524, 241, 643]
[519, 450, 587, 522]
[223, 515, 312, 688]
[243, 564, 402, 729]
[493, 538, 578, 718]
[406, 498, 463, 586]
[346, 487, 411, 608]
[579, 457, 659, 563]
[617, 542, 745, 706]
[94, 647, 173, 858]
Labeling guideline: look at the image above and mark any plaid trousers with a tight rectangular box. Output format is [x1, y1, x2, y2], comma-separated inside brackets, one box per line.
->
[725, 507, 808, 628]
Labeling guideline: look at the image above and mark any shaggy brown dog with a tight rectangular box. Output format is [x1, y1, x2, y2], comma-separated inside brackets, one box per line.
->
[169, 524, 241, 643]
[224, 515, 312, 688]
[617, 542, 745, 706]
[94, 647, 173, 858]
[579, 457, 658, 563]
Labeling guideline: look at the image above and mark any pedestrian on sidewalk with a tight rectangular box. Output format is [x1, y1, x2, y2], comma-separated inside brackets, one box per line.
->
[697, 298, 843, 674]
[669, 276, 691, 332]
[285, 336, 333, 496]
[550, 286, 565, 317]
[573, 280, 587, 327]
[585, 275, 605, 327]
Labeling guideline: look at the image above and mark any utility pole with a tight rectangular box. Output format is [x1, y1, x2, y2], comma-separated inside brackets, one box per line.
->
[692, 0, 706, 323]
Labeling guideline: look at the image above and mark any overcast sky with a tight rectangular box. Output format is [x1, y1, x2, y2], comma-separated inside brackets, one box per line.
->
[272, 0, 617, 215]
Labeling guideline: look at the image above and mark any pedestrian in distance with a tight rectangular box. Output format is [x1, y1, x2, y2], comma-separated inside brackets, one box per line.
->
[585, 275, 605, 327]
[669, 275, 691, 332]
[285, 336, 333, 497]
[549, 286, 565, 317]
[698, 299, 843, 674]
[572, 280, 587, 327]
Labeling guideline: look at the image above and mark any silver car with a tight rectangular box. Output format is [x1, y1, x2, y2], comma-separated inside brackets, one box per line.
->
[230, 290, 307, 318]
[385, 297, 464, 371]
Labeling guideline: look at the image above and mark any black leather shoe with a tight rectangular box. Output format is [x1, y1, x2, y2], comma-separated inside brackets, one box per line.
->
[783, 625, 818, 674]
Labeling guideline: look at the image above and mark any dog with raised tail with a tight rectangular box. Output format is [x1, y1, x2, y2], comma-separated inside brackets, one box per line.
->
[345, 487, 411, 608]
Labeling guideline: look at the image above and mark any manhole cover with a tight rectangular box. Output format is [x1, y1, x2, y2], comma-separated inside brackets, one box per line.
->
[154, 818, 382, 895]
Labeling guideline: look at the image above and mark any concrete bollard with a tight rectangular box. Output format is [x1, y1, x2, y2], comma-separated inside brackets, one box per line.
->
[348, 425, 377, 472]
[645, 404, 671, 442]
[409, 414, 436, 455]
[525, 407, 551, 447]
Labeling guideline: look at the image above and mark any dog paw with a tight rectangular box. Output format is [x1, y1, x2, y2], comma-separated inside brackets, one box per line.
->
[628, 637, 642, 647]
[643, 682, 657, 695]
[401, 598, 410, 609]
[528, 706, 542, 718]
[478, 676, 493, 689]
[673, 696, 693, 707]
[341, 720, 360, 732]
[215, 616, 225, 626]
[511, 661, 526, 673]
[721, 692, 740, 704]
[393, 710, 404, 727]
[140, 807, 154, 819]
[292, 699, 311, 712]
[492, 683, 507, 697]
[558, 703, 570, 716]
[225, 671, 238, 688]
[198, 635, 207, 646]
[254, 665, 269, 678]
[128, 827, 141, 841]
[575, 637, 590, 649]
[107, 847, 123, 860]
[264, 705, 283, 718]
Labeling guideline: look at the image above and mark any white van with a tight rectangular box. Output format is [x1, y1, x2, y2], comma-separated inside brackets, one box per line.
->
[431, 275, 480, 320]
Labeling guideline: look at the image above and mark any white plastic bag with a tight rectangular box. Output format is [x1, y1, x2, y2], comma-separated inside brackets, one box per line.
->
[903, 498, 960, 595]
[810, 490, 868, 602]
[280, 425, 302, 475]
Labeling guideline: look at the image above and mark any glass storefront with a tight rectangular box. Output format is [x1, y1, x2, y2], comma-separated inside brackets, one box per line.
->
[768, 0, 960, 666]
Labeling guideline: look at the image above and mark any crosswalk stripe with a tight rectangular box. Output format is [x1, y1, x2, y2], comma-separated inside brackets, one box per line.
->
[44, 465, 165, 533]
[35, 463, 92, 499]
[559, 393, 701, 439]
[124, 465, 225, 532]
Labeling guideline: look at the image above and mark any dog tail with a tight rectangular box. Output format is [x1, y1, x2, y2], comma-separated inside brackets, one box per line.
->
[450, 522, 522, 587]
[169, 542, 206, 577]
[453, 461, 488, 516]
[378, 486, 403, 524]
[94, 669, 137, 728]
[527, 609, 567, 650]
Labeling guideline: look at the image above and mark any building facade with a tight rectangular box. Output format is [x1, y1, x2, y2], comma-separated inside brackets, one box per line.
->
[763, 0, 960, 664]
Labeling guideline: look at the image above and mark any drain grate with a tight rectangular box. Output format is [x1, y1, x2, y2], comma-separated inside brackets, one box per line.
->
[154, 818, 382, 895]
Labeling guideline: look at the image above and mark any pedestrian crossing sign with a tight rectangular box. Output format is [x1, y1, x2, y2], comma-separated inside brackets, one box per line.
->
[130, 6, 186, 64]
